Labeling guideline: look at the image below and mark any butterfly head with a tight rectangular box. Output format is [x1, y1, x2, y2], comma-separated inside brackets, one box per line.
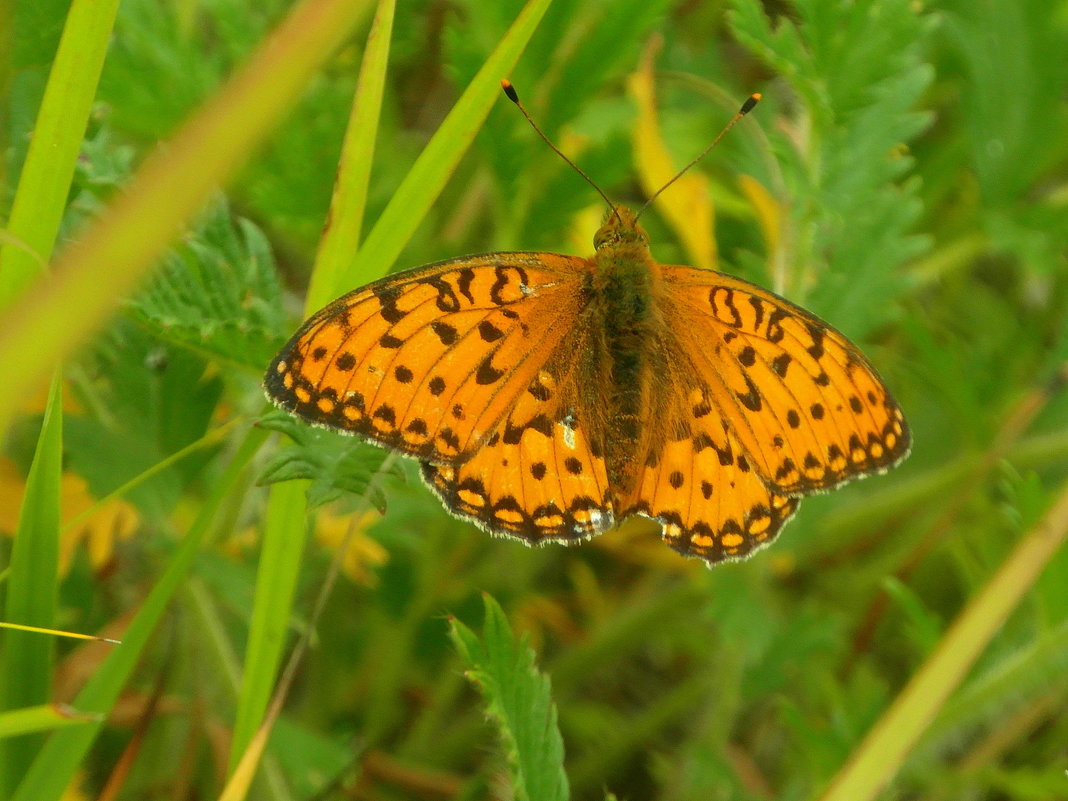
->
[594, 206, 648, 251]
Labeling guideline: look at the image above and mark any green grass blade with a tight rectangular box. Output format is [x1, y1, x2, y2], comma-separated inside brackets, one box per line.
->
[0, 0, 372, 437]
[0, 705, 100, 740]
[450, 594, 569, 801]
[0, 5, 113, 785]
[227, 479, 308, 774]
[346, 0, 554, 288]
[305, 0, 396, 313]
[10, 426, 269, 801]
[0, 0, 120, 309]
[0, 374, 62, 794]
[818, 482, 1068, 801]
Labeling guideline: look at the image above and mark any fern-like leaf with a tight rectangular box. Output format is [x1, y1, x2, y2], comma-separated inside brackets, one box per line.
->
[450, 594, 569, 801]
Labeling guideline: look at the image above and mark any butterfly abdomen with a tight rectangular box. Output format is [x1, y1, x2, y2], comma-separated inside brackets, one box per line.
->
[590, 234, 669, 487]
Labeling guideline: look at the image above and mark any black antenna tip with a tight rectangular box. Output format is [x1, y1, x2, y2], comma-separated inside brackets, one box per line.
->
[501, 79, 519, 103]
[740, 93, 761, 115]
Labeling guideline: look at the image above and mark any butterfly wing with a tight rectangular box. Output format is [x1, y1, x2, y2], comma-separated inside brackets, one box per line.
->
[660, 265, 911, 495]
[265, 253, 587, 464]
[420, 334, 615, 544]
[623, 419, 800, 564]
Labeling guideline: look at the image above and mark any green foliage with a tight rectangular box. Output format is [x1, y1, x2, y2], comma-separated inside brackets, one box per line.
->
[258, 410, 395, 511]
[98, 0, 287, 140]
[69, 125, 286, 371]
[447, 0, 675, 245]
[0, 377, 62, 791]
[451, 594, 569, 801]
[128, 197, 286, 371]
[2, 0, 1068, 800]
[729, 0, 933, 335]
[65, 320, 225, 517]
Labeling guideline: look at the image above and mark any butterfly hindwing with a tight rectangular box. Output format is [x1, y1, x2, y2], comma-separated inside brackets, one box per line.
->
[620, 369, 800, 564]
[265, 253, 588, 463]
[625, 431, 799, 564]
[420, 342, 615, 543]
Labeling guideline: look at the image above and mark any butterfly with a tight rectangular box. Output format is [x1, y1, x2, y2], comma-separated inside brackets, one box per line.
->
[264, 90, 910, 566]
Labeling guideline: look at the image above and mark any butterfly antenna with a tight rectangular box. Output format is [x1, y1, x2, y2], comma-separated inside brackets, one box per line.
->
[502, 80, 622, 225]
[636, 93, 761, 221]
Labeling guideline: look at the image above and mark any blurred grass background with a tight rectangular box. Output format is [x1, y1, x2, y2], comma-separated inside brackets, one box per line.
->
[2, 0, 1068, 799]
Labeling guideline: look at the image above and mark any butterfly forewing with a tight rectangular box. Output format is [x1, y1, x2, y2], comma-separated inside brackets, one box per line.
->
[660, 265, 911, 495]
[265, 253, 587, 463]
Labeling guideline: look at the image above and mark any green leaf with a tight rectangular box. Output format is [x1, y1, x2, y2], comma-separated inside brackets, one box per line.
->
[882, 575, 944, 655]
[257, 410, 395, 511]
[305, 0, 395, 312]
[728, 0, 934, 337]
[0, 16, 111, 786]
[0, 0, 372, 437]
[941, 0, 1068, 204]
[263, 715, 357, 799]
[925, 618, 1068, 747]
[447, 0, 672, 245]
[126, 196, 285, 370]
[450, 594, 569, 801]
[0, 0, 120, 309]
[65, 320, 225, 519]
[817, 483, 1068, 801]
[227, 480, 308, 773]
[983, 766, 1068, 801]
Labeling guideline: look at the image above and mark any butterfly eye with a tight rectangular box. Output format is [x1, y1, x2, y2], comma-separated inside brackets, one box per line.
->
[593, 225, 615, 250]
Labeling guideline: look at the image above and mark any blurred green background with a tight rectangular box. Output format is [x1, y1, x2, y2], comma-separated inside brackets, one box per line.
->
[2, 0, 1067, 799]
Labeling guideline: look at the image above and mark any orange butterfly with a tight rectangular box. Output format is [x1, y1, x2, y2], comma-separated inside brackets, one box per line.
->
[264, 88, 910, 565]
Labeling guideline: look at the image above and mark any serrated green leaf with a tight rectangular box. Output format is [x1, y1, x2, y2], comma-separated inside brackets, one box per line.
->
[258, 410, 393, 510]
[126, 196, 285, 370]
[258, 454, 317, 485]
[729, 0, 933, 338]
[450, 594, 569, 801]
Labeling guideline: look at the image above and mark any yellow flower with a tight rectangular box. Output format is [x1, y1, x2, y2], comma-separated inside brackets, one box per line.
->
[314, 508, 389, 586]
[0, 458, 139, 574]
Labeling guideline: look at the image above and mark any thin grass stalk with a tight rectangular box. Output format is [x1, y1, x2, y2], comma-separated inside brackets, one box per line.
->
[305, 0, 396, 313]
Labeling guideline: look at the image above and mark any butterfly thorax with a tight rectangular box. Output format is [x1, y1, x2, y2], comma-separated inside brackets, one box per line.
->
[588, 207, 669, 491]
